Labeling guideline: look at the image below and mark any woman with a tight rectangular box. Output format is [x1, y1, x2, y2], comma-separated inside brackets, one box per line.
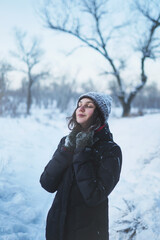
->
[40, 92, 122, 240]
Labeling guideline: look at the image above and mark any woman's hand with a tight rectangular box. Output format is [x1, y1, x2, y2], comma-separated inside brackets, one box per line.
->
[76, 131, 94, 149]
[64, 128, 80, 150]
[65, 129, 95, 150]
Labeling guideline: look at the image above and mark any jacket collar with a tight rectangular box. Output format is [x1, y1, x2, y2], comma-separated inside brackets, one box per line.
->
[94, 123, 113, 142]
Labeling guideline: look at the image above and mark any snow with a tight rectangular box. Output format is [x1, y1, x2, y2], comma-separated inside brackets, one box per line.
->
[109, 113, 160, 239]
[0, 109, 160, 240]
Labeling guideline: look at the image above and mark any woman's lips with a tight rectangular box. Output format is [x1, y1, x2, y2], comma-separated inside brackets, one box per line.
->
[77, 114, 85, 117]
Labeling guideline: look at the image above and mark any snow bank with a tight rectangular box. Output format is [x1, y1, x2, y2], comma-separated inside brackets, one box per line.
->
[109, 113, 160, 239]
[0, 111, 160, 239]
[0, 110, 67, 240]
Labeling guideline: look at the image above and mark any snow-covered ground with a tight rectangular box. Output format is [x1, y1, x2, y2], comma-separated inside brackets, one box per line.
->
[0, 109, 160, 240]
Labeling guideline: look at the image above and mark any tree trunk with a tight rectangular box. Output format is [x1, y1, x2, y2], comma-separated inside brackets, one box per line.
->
[26, 74, 32, 115]
[118, 95, 132, 117]
[122, 102, 131, 117]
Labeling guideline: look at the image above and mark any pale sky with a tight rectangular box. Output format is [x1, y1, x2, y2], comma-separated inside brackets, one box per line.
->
[0, 0, 159, 90]
[0, 0, 108, 90]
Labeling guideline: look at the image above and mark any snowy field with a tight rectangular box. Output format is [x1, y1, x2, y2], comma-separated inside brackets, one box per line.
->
[0, 109, 160, 240]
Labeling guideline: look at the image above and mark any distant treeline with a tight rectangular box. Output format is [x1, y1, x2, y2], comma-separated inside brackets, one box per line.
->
[0, 76, 160, 117]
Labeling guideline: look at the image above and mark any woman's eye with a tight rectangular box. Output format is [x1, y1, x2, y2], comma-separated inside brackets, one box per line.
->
[87, 105, 93, 108]
[78, 104, 94, 108]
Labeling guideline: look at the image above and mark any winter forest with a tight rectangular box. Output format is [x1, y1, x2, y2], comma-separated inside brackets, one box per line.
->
[0, 0, 160, 239]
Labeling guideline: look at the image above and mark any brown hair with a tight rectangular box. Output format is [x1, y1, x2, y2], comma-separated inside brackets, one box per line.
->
[67, 104, 104, 132]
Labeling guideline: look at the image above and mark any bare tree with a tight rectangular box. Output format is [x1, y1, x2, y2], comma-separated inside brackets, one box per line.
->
[52, 75, 79, 112]
[133, 82, 160, 110]
[0, 60, 13, 115]
[39, 0, 160, 116]
[123, 0, 160, 115]
[11, 29, 49, 115]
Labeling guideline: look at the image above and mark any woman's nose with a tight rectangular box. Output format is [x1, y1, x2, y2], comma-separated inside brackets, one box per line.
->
[79, 105, 85, 112]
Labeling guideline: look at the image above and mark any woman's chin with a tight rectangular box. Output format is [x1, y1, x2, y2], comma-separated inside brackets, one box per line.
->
[77, 118, 86, 125]
[77, 120, 85, 128]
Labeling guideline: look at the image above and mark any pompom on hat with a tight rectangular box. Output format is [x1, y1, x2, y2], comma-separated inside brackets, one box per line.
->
[78, 92, 112, 123]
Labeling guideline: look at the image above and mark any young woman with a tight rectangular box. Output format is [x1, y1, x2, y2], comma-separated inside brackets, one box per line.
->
[40, 92, 122, 240]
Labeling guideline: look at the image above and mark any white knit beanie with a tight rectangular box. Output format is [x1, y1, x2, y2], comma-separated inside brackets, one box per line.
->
[78, 92, 112, 123]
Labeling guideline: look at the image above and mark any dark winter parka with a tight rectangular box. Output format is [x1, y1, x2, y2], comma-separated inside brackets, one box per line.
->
[40, 124, 122, 240]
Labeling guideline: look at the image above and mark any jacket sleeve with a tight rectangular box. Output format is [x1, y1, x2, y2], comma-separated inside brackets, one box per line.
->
[73, 143, 122, 207]
[40, 137, 73, 193]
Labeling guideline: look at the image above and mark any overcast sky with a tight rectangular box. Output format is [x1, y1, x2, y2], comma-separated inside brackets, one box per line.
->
[0, 0, 107, 89]
[0, 0, 159, 90]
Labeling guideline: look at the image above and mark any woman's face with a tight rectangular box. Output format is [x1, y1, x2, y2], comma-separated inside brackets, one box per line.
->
[76, 98, 96, 128]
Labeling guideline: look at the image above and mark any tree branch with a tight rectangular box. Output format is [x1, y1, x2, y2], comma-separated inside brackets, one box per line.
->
[42, 0, 124, 94]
